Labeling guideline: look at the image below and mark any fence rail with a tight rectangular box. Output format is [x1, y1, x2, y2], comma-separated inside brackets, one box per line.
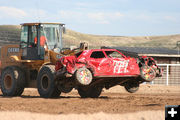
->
[150, 64, 180, 86]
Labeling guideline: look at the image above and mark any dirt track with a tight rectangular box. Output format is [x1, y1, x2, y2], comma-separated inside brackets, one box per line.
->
[0, 84, 179, 115]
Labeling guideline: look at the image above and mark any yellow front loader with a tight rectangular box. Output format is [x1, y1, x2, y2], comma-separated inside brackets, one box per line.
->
[0, 23, 72, 97]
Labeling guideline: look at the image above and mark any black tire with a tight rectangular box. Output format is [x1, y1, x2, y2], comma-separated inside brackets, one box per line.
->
[58, 84, 73, 93]
[78, 86, 102, 98]
[0, 66, 25, 96]
[140, 65, 156, 82]
[75, 67, 93, 86]
[124, 81, 139, 93]
[37, 65, 61, 98]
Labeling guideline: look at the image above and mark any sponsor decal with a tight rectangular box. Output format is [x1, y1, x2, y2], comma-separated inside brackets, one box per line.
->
[113, 60, 129, 73]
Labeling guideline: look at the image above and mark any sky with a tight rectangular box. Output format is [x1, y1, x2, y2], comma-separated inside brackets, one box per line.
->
[0, 0, 180, 36]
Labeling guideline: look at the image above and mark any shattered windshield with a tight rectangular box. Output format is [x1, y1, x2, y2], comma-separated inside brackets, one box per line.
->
[105, 51, 123, 58]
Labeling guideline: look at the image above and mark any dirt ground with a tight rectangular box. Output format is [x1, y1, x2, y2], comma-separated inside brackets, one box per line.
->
[0, 111, 164, 120]
[0, 84, 179, 120]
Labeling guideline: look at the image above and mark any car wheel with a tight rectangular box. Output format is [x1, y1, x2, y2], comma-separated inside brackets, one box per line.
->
[75, 67, 93, 86]
[37, 65, 61, 98]
[78, 86, 102, 98]
[1, 66, 25, 96]
[140, 65, 156, 82]
[124, 81, 139, 93]
[58, 84, 73, 93]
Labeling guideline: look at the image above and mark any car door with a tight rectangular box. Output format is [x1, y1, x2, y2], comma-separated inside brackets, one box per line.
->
[88, 51, 111, 76]
[104, 50, 130, 76]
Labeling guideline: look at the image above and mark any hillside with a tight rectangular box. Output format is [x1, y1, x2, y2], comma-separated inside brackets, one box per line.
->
[0, 25, 21, 46]
[64, 30, 180, 49]
[0, 25, 179, 49]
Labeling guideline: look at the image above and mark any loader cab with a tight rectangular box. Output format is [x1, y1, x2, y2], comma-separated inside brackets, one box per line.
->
[20, 23, 65, 60]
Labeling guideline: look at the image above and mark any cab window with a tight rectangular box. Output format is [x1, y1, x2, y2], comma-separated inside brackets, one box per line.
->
[29, 26, 37, 47]
[20, 26, 28, 48]
[20, 25, 37, 48]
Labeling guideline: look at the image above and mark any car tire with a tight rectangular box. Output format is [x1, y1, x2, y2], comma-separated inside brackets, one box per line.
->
[124, 81, 139, 93]
[1, 66, 25, 96]
[140, 65, 156, 82]
[78, 86, 102, 98]
[75, 67, 93, 86]
[58, 83, 73, 93]
[37, 65, 61, 98]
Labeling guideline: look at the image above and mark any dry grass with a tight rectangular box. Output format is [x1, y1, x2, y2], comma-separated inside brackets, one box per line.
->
[64, 29, 180, 49]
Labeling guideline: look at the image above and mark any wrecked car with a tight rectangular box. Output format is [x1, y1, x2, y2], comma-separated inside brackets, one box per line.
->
[55, 49, 162, 98]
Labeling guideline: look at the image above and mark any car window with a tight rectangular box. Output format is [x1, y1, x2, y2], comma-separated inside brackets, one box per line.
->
[90, 51, 105, 58]
[105, 51, 122, 58]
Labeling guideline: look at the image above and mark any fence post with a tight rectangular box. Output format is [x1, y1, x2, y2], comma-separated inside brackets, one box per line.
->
[151, 81, 154, 85]
[166, 65, 169, 85]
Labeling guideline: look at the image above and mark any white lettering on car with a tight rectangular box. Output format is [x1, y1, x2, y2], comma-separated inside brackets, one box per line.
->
[113, 60, 129, 73]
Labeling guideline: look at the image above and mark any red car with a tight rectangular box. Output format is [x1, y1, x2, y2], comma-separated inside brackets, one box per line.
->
[55, 49, 162, 98]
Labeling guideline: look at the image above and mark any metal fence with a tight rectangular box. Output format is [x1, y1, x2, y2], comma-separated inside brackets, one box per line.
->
[149, 64, 180, 86]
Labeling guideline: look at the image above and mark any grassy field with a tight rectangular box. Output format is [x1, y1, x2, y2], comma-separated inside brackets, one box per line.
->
[0, 25, 179, 49]
[64, 29, 180, 49]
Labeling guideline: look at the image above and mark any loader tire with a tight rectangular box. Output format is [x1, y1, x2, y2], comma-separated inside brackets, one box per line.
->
[0, 66, 25, 96]
[37, 65, 61, 98]
[78, 86, 102, 98]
